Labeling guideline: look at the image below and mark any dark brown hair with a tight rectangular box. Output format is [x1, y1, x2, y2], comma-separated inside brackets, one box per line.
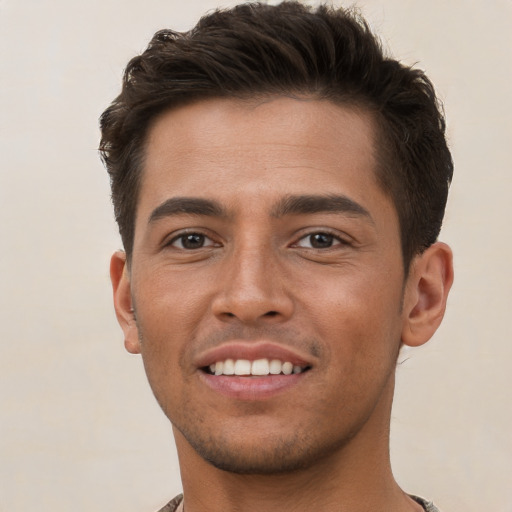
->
[99, 1, 453, 270]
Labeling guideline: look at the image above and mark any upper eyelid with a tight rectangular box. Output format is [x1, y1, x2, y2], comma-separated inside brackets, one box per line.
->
[294, 235, 347, 249]
[163, 229, 218, 247]
[160, 227, 353, 246]
[292, 228, 353, 245]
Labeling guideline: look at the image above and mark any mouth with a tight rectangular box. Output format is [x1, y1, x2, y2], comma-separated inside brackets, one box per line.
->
[202, 358, 311, 377]
[195, 341, 315, 399]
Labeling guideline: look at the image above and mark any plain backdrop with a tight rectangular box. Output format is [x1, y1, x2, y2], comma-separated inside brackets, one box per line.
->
[1, 1, 511, 511]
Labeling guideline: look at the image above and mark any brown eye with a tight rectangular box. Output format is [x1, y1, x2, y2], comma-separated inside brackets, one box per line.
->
[172, 233, 212, 249]
[309, 233, 334, 248]
[296, 232, 341, 249]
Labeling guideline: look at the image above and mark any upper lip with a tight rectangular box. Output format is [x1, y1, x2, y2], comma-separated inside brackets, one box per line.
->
[194, 341, 315, 369]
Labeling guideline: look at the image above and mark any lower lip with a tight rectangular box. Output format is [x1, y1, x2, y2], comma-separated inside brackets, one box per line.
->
[199, 372, 306, 400]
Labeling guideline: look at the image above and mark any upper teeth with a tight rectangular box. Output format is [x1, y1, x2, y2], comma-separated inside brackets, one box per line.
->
[208, 359, 305, 376]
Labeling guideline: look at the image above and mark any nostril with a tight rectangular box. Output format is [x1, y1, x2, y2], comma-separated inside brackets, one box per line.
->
[265, 311, 279, 317]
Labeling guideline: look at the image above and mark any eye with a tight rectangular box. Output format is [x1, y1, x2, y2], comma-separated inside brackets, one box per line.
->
[170, 232, 216, 250]
[295, 232, 345, 249]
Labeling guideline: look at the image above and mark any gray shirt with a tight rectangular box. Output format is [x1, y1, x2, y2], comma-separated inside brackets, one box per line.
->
[157, 494, 441, 511]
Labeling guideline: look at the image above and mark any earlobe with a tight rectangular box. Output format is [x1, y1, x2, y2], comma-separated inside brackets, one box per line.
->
[110, 251, 141, 354]
[401, 242, 454, 347]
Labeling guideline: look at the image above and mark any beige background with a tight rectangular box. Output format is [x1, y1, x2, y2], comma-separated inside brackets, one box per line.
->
[1, 0, 511, 511]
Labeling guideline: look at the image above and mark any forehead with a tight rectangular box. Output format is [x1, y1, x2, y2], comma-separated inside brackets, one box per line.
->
[140, 97, 383, 211]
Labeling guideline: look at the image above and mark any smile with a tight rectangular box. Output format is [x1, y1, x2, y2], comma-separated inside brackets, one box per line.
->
[196, 341, 315, 398]
[205, 358, 309, 376]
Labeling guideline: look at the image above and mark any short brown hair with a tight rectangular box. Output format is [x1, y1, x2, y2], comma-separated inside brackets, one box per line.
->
[99, 1, 453, 270]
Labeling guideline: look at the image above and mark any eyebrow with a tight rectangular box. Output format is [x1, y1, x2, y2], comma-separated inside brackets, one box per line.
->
[147, 193, 373, 224]
[271, 194, 373, 222]
[148, 197, 227, 223]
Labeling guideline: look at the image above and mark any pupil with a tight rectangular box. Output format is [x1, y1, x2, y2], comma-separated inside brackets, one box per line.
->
[310, 233, 333, 248]
[183, 234, 204, 249]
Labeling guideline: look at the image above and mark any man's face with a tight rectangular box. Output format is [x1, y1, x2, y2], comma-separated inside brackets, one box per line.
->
[119, 97, 411, 473]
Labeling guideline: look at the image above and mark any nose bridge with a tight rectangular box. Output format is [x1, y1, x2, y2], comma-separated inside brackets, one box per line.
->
[212, 231, 292, 323]
[232, 239, 274, 294]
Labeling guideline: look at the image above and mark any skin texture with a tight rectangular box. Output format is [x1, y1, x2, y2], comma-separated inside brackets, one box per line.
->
[111, 97, 453, 512]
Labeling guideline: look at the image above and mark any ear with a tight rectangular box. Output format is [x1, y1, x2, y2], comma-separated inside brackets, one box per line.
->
[110, 251, 141, 354]
[401, 242, 454, 347]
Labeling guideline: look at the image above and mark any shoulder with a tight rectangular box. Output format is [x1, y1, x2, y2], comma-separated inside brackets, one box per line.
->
[155, 494, 183, 512]
[409, 494, 442, 512]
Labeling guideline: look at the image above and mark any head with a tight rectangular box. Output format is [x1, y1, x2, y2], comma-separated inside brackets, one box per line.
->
[101, 1, 454, 477]
[99, 1, 453, 273]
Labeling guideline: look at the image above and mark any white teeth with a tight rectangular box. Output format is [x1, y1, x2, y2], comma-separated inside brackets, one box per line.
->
[251, 358, 270, 375]
[282, 362, 293, 375]
[207, 358, 306, 376]
[214, 361, 224, 376]
[223, 359, 235, 375]
[234, 359, 251, 375]
[269, 359, 283, 374]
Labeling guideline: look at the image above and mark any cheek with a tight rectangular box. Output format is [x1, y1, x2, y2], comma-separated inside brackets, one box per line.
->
[133, 273, 212, 380]
[296, 268, 404, 364]
[135, 266, 212, 331]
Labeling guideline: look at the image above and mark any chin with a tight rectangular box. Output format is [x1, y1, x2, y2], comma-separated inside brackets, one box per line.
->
[175, 422, 350, 475]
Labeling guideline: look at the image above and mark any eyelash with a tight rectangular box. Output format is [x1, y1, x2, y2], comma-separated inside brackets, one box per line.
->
[166, 231, 218, 250]
[293, 230, 351, 250]
[165, 229, 351, 251]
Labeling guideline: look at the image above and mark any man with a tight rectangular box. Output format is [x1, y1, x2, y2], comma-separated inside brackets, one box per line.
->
[99, 2, 453, 511]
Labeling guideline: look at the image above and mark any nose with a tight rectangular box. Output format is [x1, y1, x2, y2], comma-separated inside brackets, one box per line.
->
[211, 242, 294, 325]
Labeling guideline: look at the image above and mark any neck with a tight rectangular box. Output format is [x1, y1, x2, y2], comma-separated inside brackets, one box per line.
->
[173, 375, 421, 512]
